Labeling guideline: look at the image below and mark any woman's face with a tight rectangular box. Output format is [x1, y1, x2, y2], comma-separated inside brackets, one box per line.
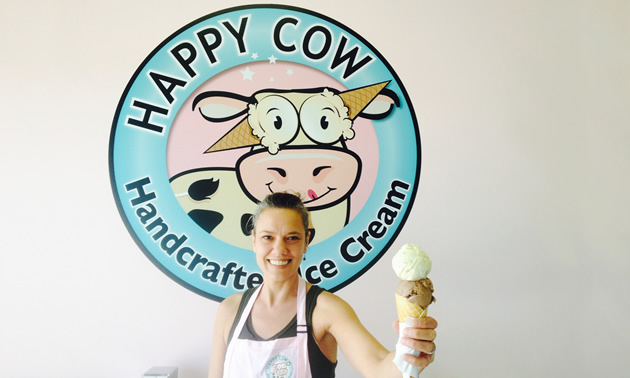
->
[252, 208, 308, 282]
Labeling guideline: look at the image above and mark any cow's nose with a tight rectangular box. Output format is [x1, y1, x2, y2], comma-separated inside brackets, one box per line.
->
[268, 167, 287, 178]
[313, 165, 332, 177]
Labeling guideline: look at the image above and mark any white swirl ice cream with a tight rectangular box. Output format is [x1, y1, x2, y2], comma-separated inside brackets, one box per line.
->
[392, 243, 432, 281]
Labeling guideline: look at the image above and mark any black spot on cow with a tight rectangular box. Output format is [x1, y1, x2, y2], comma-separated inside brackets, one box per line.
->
[188, 209, 223, 234]
[188, 178, 220, 201]
[241, 213, 253, 236]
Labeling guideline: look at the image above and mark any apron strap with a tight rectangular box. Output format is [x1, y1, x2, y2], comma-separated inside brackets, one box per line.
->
[223, 283, 263, 370]
[296, 279, 311, 376]
[296, 279, 307, 332]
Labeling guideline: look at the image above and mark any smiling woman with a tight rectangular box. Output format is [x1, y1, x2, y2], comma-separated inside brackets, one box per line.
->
[207, 192, 438, 378]
[251, 195, 310, 283]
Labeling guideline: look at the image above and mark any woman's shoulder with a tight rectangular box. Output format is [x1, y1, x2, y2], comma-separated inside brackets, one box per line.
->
[311, 288, 360, 352]
[312, 289, 356, 319]
[217, 292, 244, 320]
[220, 291, 244, 306]
[215, 291, 250, 343]
[219, 284, 261, 312]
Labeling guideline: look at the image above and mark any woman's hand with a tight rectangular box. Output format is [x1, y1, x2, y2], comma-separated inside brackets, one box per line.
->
[394, 316, 438, 368]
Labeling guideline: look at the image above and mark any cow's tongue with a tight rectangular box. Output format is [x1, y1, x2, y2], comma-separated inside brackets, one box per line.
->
[308, 189, 317, 200]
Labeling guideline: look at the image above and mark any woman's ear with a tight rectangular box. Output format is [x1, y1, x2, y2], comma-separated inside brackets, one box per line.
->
[307, 228, 315, 244]
[304, 231, 311, 251]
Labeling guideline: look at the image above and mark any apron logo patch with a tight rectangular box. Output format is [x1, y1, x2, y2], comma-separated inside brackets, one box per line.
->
[265, 354, 293, 378]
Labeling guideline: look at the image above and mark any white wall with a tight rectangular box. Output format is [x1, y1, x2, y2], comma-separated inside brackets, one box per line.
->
[2, 0, 628, 377]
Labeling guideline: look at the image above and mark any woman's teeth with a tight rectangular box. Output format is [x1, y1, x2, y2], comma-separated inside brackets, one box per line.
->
[269, 260, 290, 266]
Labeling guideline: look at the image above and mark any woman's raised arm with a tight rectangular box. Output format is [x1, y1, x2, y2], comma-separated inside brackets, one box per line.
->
[315, 291, 437, 378]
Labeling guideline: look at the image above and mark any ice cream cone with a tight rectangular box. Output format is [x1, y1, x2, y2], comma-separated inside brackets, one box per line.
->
[395, 293, 428, 323]
[204, 118, 261, 153]
[339, 81, 390, 120]
[396, 293, 427, 378]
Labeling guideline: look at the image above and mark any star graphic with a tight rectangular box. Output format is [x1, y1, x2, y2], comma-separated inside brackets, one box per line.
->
[268, 55, 278, 64]
[251, 53, 259, 60]
[286, 69, 294, 76]
[241, 66, 255, 81]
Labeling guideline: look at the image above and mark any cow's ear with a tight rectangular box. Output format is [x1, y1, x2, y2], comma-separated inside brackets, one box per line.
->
[192, 91, 252, 122]
[357, 88, 400, 120]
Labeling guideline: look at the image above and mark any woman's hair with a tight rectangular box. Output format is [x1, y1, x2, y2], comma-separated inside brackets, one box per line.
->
[250, 192, 309, 235]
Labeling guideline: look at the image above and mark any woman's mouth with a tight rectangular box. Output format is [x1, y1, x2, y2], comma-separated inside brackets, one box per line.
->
[268, 259, 290, 266]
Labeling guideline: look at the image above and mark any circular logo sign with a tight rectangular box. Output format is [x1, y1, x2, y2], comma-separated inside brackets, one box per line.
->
[109, 5, 420, 301]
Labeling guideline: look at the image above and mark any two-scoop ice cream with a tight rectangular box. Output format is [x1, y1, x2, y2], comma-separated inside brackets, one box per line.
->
[392, 243, 436, 377]
[392, 243, 436, 311]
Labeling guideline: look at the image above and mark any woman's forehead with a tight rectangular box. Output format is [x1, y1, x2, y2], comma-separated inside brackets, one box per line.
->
[256, 208, 304, 229]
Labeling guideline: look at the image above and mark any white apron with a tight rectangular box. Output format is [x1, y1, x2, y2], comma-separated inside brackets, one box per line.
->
[223, 279, 312, 378]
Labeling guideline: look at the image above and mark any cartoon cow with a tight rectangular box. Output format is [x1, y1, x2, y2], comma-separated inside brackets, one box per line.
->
[170, 81, 399, 249]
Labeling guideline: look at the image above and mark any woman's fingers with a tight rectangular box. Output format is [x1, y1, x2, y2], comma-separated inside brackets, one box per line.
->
[403, 349, 435, 368]
[407, 316, 438, 329]
[401, 338, 436, 354]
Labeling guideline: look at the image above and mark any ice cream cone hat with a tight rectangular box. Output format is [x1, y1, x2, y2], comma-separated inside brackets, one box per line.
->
[204, 81, 390, 153]
[339, 81, 390, 120]
[205, 118, 259, 153]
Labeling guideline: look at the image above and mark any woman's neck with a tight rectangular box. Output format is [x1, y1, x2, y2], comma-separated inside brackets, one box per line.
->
[260, 275, 300, 307]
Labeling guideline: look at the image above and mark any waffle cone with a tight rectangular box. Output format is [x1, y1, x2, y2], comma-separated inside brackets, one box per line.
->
[205, 118, 260, 153]
[395, 293, 428, 322]
[339, 81, 389, 120]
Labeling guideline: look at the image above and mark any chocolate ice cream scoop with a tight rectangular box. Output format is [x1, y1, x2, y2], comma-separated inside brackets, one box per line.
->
[395, 278, 436, 309]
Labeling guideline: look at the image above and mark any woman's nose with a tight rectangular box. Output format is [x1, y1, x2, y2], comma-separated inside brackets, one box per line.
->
[273, 238, 286, 251]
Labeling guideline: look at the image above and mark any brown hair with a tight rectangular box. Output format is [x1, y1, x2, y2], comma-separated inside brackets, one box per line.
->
[251, 192, 309, 235]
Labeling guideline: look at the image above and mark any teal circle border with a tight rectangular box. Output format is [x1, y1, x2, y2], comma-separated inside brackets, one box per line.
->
[109, 4, 421, 301]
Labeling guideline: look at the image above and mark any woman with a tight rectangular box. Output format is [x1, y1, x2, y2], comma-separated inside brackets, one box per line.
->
[208, 192, 437, 377]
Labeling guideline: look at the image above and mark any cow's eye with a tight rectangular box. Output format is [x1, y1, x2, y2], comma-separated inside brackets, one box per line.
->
[301, 94, 347, 144]
[274, 116, 282, 130]
[254, 95, 299, 146]
[320, 116, 329, 130]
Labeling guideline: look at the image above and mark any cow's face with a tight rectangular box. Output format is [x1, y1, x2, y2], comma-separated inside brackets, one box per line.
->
[194, 81, 397, 210]
[236, 89, 359, 208]
[236, 144, 360, 210]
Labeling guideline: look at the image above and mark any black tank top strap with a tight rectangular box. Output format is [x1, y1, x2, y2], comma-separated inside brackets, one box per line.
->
[306, 286, 337, 377]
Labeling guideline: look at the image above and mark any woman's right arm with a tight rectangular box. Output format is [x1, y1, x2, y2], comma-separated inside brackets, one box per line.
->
[208, 294, 242, 378]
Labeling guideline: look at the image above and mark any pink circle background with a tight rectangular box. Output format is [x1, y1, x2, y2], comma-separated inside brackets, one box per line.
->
[166, 60, 379, 220]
